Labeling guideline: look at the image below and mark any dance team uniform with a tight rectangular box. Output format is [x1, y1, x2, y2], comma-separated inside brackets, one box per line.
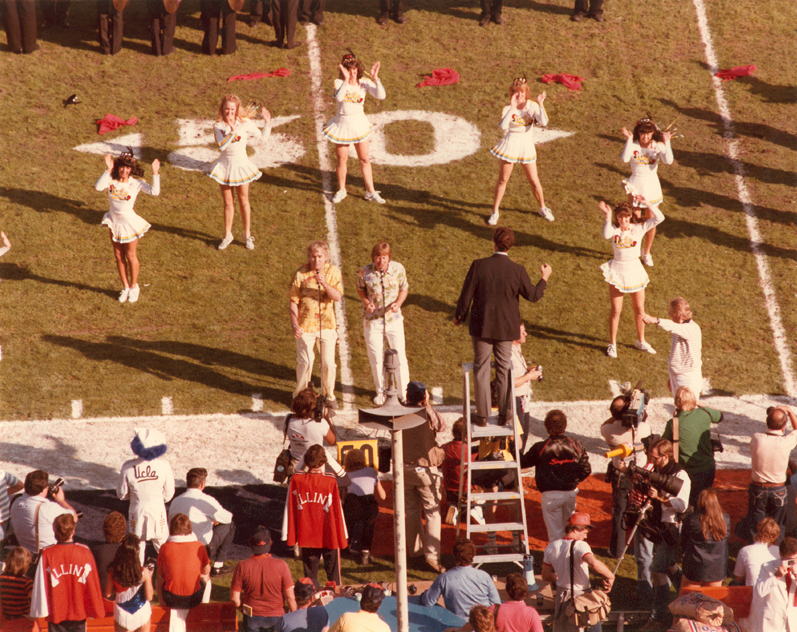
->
[600, 206, 664, 293]
[111, 580, 152, 631]
[95, 171, 160, 243]
[323, 78, 386, 145]
[490, 100, 548, 163]
[621, 136, 674, 206]
[208, 118, 271, 186]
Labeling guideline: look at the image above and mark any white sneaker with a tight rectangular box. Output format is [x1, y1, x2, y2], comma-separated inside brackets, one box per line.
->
[487, 211, 499, 226]
[641, 253, 654, 266]
[373, 393, 386, 405]
[245, 235, 255, 250]
[606, 343, 617, 358]
[118, 288, 130, 303]
[364, 190, 386, 204]
[128, 285, 140, 303]
[218, 234, 233, 250]
[332, 189, 347, 203]
[538, 206, 554, 222]
[635, 340, 657, 354]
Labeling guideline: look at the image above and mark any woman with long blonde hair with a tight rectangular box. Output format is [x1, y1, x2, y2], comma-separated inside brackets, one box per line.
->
[681, 488, 730, 587]
[208, 94, 271, 251]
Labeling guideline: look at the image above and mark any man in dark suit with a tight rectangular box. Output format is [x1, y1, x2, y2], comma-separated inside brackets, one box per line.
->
[453, 227, 551, 427]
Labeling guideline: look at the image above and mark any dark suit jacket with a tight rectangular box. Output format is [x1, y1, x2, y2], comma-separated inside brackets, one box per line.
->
[454, 252, 546, 340]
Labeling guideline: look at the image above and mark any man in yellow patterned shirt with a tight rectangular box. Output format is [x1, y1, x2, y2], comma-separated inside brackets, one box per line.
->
[289, 241, 343, 409]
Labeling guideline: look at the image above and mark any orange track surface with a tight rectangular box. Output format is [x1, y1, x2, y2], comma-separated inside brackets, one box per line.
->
[370, 469, 752, 556]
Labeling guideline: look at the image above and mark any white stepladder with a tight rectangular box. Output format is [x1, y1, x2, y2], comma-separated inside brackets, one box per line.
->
[457, 362, 530, 568]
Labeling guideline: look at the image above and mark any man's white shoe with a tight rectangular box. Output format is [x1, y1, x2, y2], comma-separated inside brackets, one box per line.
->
[118, 288, 130, 303]
[641, 253, 654, 266]
[332, 189, 347, 203]
[128, 285, 140, 303]
[364, 190, 386, 204]
[487, 211, 499, 226]
[245, 235, 255, 250]
[606, 343, 617, 358]
[539, 206, 555, 222]
[373, 393, 386, 405]
[635, 340, 657, 354]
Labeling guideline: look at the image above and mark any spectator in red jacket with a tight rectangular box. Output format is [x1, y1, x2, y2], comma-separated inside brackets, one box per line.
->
[31, 513, 106, 632]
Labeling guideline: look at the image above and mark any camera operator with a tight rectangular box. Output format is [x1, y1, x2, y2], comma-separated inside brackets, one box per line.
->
[601, 394, 652, 559]
[286, 388, 344, 476]
[748, 536, 797, 632]
[620, 438, 690, 630]
[10, 469, 78, 556]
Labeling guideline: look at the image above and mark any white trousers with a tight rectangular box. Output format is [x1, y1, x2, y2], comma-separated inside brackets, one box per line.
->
[541, 489, 578, 543]
[364, 317, 409, 397]
[294, 329, 337, 399]
[669, 370, 703, 402]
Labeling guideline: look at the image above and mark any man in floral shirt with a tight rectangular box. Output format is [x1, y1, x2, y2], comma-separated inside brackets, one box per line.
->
[356, 241, 409, 404]
[290, 240, 343, 409]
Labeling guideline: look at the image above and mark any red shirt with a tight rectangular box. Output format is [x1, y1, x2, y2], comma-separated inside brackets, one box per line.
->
[157, 538, 209, 596]
[230, 554, 293, 617]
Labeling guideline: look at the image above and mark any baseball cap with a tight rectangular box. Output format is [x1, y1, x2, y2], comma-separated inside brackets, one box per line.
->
[568, 512, 594, 528]
[294, 577, 316, 601]
[406, 381, 426, 406]
[249, 526, 272, 554]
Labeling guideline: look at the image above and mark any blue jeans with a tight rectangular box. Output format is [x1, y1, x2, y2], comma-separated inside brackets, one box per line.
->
[243, 614, 280, 632]
[741, 483, 788, 542]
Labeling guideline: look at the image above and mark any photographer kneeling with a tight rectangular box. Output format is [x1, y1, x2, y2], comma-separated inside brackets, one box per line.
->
[619, 438, 690, 631]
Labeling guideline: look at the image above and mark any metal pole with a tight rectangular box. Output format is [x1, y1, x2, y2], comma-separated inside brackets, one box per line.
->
[392, 427, 409, 632]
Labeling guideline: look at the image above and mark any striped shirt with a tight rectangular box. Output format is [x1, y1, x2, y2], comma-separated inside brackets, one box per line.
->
[0, 470, 21, 522]
[0, 574, 33, 619]
[657, 318, 702, 375]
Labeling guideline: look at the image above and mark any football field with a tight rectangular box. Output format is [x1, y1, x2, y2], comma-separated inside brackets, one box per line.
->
[0, 0, 795, 422]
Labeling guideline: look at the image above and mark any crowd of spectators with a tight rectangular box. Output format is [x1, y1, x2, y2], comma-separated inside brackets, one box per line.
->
[2, 390, 797, 631]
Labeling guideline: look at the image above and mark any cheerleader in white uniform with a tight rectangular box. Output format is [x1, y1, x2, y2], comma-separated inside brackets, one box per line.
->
[620, 118, 674, 267]
[209, 94, 272, 251]
[95, 153, 160, 304]
[488, 78, 553, 226]
[323, 52, 386, 204]
[599, 196, 664, 359]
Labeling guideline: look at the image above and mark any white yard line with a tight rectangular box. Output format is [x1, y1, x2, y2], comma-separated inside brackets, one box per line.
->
[692, 0, 796, 397]
[306, 24, 354, 407]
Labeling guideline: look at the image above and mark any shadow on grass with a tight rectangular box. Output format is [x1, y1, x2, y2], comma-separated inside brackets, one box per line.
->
[382, 199, 606, 260]
[0, 262, 118, 298]
[42, 334, 293, 403]
[528, 324, 607, 353]
[0, 437, 121, 484]
[0, 186, 218, 244]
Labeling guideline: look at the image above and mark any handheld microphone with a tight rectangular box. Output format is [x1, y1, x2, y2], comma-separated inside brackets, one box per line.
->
[604, 443, 645, 459]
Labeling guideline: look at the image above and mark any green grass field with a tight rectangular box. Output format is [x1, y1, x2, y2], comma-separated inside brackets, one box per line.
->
[1, 0, 795, 420]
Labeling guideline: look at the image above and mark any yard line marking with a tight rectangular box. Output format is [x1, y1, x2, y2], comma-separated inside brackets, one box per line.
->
[306, 24, 354, 408]
[71, 400, 82, 419]
[161, 396, 173, 415]
[251, 393, 264, 412]
[608, 380, 630, 397]
[692, 0, 796, 398]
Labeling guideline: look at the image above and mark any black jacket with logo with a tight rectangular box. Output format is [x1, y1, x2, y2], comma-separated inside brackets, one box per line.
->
[520, 434, 591, 492]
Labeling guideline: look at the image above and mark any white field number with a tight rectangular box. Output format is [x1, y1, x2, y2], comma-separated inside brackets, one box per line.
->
[74, 112, 573, 169]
